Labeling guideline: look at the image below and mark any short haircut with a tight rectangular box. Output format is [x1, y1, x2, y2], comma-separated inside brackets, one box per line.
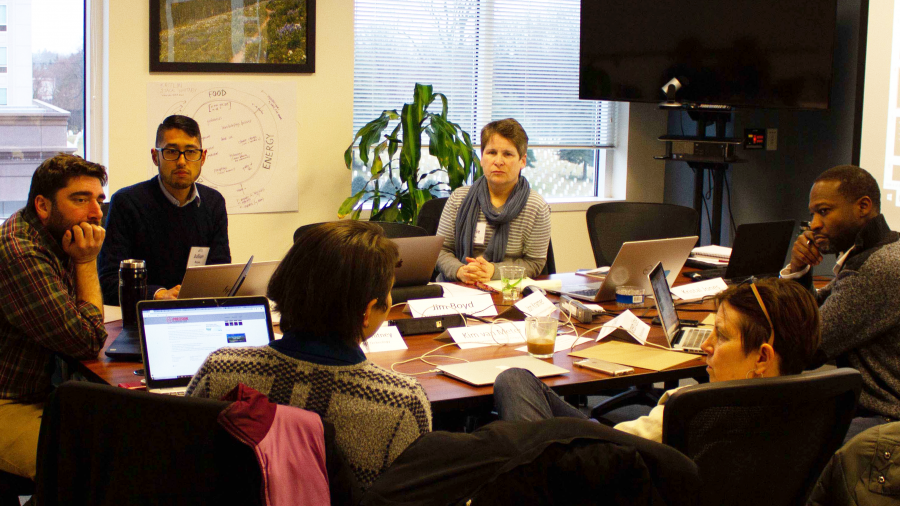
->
[481, 118, 528, 158]
[155, 115, 203, 148]
[26, 154, 108, 214]
[814, 165, 881, 213]
[267, 221, 399, 345]
[715, 278, 820, 375]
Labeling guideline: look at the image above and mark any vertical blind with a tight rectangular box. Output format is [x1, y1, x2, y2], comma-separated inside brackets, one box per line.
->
[353, 0, 616, 148]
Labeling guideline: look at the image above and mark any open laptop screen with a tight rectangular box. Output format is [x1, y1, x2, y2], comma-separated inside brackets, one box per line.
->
[649, 262, 680, 343]
[140, 302, 272, 382]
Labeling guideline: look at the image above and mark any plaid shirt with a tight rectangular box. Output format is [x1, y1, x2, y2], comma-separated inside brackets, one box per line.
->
[0, 209, 106, 402]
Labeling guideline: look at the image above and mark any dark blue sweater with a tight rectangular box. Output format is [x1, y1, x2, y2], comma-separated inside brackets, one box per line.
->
[98, 176, 231, 305]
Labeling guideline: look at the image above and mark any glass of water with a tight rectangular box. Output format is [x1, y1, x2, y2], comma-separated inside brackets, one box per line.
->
[499, 265, 526, 303]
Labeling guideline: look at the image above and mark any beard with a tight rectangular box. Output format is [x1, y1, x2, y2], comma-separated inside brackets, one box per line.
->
[45, 206, 100, 245]
[817, 228, 858, 255]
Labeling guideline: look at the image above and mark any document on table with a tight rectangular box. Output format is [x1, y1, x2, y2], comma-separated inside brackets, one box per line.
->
[361, 324, 407, 353]
[484, 278, 564, 292]
[407, 294, 498, 318]
[569, 341, 700, 371]
[595, 310, 650, 345]
[448, 322, 527, 349]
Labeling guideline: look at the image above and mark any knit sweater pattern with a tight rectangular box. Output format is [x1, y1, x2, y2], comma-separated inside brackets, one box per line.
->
[186, 346, 432, 489]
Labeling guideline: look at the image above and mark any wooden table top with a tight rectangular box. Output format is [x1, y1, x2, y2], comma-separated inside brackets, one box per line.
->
[76, 271, 713, 413]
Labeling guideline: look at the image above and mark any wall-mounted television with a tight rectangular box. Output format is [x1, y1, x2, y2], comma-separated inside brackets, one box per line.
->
[579, 0, 838, 110]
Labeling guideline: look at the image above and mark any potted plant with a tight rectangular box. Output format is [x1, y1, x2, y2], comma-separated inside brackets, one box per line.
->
[339, 83, 483, 224]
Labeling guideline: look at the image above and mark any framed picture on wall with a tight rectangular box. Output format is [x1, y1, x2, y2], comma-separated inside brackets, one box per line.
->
[150, 0, 315, 73]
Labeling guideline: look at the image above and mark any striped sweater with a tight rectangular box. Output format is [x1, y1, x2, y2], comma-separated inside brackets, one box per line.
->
[186, 346, 432, 489]
[435, 185, 551, 280]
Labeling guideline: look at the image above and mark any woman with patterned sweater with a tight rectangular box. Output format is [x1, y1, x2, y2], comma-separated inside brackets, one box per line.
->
[187, 220, 432, 489]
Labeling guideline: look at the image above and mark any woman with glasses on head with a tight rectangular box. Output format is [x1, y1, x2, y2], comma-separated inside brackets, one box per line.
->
[492, 277, 821, 442]
[435, 118, 551, 283]
[186, 221, 431, 490]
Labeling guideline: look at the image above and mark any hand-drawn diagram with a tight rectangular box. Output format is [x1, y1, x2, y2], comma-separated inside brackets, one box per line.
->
[148, 82, 298, 214]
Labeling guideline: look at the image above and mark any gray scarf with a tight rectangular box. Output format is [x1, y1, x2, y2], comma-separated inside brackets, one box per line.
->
[455, 176, 531, 263]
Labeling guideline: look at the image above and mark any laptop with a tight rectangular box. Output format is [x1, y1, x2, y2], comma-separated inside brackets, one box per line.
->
[392, 236, 445, 287]
[137, 296, 276, 395]
[648, 262, 710, 354]
[437, 355, 569, 386]
[690, 220, 796, 282]
[559, 236, 698, 302]
[177, 257, 267, 299]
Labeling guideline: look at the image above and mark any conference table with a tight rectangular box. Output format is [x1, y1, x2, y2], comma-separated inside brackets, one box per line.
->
[73, 271, 712, 420]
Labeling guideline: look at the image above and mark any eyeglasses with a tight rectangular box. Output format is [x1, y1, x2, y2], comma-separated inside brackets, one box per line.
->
[157, 148, 203, 162]
[749, 283, 775, 346]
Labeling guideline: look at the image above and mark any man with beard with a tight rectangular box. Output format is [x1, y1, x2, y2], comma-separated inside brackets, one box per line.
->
[782, 165, 900, 439]
[0, 154, 108, 479]
[99, 115, 230, 304]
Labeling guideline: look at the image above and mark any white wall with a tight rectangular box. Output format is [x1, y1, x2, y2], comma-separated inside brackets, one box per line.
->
[106, 2, 667, 273]
[107, 1, 354, 265]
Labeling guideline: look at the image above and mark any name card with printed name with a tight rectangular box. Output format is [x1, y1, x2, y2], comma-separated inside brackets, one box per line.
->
[514, 292, 557, 317]
[361, 324, 407, 353]
[448, 322, 527, 349]
[407, 294, 498, 318]
[670, 278, 728, 301]
[595, 310, 650, 345]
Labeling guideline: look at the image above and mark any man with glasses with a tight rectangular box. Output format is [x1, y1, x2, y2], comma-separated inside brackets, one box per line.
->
[99, 115, 231, 303]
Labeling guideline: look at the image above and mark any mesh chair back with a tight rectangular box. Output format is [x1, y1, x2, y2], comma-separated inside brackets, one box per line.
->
[294, 221, 428, 243]
[662, 368, 862, 506]
[416, 197, 448, 236]
[585, 202, 699, 266]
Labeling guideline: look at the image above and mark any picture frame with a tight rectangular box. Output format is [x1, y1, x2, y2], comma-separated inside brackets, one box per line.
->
[149, 0, 315, 73]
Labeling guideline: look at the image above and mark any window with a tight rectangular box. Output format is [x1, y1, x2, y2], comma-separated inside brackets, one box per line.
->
[0, 0, 86, 219]
[353, 0, 619, 200]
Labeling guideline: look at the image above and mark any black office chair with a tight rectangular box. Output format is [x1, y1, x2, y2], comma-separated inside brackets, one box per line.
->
[416, 197, 448, 236]
[662, 368, 862, 506]
[585, 202, 699, 267]
[294, 221, 428, 243]
[0, 470, 33, 506]
[539, 239, 556, 276]
[35, 381, 264, 506]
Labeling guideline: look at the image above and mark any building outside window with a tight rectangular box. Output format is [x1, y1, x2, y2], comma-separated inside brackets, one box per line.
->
[352, 0, 620, 202]
[0, 0, 84, 219]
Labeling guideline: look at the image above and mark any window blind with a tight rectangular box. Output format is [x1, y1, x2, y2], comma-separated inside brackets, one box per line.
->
[353, 0, 616, 148]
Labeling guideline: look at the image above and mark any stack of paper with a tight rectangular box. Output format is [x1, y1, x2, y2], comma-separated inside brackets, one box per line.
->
[690, 245, 732, 266]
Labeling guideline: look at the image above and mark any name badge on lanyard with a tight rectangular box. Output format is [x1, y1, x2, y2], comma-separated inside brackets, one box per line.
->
[187, 246, 210, 267]
[474, 222, 487, 245]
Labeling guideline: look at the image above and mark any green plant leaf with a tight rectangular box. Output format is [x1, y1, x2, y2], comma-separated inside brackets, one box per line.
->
[338, 189, 365, 219]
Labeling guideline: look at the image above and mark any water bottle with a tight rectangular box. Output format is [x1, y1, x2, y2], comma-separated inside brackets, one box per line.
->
[119, 259, 147, 327]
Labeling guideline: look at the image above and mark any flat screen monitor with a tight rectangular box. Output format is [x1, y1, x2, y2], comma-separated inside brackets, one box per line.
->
[579, 0, 838, 110]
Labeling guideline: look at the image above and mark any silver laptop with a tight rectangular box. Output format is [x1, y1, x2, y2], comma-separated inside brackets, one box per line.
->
[136, 296, 275, 395]
[392, 236, 445, 287]
[178, 258, 280, 299]
[560, 236, 698, 302]
[437, 355, 569, 386]
[648, 262, 710, 354]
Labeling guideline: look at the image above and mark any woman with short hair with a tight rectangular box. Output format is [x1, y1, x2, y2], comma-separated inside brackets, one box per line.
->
[493, 278, 821, 442]
[435, 118, 551, 283]
[187, 221, 432, 489]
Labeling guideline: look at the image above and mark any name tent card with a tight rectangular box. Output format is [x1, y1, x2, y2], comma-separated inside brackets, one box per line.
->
[407, 294, 498, 318]
[595, 310, 650, 345]
[448, 322, 527, 349]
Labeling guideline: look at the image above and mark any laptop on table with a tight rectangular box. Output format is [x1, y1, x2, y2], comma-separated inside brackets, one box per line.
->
[648, 262, 710, 353]
[137, 296, 275, 395]
[177, 256, 264, 299]
[436, 355, 569, 386]
[391, 236, 445, 287]
[690, 220, 796, 282]
[559, 236, 698, 302]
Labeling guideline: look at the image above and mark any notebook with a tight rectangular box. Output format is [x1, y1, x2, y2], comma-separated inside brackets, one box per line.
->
[437, 355, 569, 386]
[559, 236, 698, 302]
[649, 262, 710, 354]
[392, 236, 445, 287]
[136, 296, 275, 395]
[690, 220, 796, 282]
[177, 257, 269, 299]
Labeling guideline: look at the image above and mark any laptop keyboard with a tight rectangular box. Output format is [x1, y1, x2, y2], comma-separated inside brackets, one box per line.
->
[681, 328, 711, 349]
